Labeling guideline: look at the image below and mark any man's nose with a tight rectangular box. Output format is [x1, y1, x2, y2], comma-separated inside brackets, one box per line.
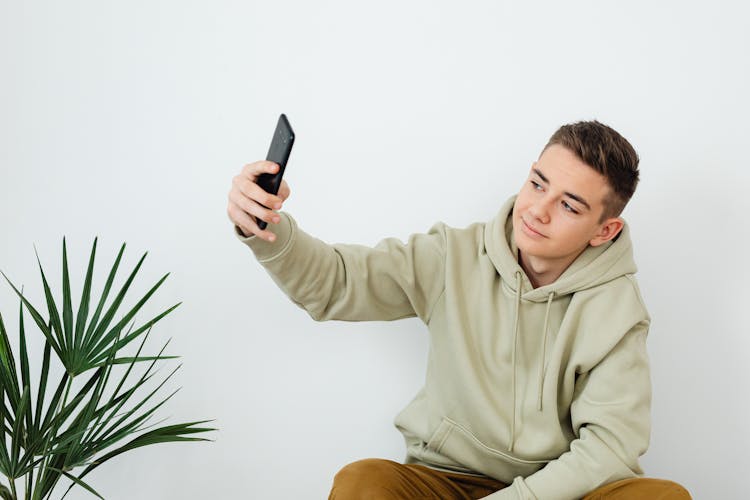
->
[530, 196, 551, 224]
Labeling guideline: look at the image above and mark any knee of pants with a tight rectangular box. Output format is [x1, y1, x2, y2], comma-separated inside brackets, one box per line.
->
[586, 478, 692, 500]
[651, 480, 692, 500]
[330, 459, 400, 499]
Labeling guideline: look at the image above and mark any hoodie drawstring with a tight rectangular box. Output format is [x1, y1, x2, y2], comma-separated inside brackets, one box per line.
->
[509, 272, 522, 452]
[537, 291, 554, 411]
[509, 273, 556, 452]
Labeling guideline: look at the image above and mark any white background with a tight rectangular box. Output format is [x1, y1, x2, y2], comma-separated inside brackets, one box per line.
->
[1, 1, 748, 498]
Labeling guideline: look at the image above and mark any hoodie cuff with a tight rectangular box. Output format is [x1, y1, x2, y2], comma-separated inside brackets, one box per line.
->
[479, 477, 536, 500]
[233, 212, 297, 263]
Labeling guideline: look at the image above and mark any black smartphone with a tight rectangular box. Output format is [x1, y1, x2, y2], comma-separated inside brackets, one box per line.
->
[257, 113, 295, 230]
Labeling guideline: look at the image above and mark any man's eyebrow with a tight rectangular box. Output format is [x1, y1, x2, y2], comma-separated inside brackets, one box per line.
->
[532, 168, 591, 211]
[533, 168, 549, 184]
[564, 191, 591, 211]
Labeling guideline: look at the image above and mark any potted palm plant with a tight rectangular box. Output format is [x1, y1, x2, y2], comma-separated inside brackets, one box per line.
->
[0, 238, 214, 499]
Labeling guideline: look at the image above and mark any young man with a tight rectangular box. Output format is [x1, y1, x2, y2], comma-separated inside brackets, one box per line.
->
[227, 121, 691, 499]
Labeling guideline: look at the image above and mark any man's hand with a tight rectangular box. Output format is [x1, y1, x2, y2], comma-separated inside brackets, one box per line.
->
[227, 160, 291, 241]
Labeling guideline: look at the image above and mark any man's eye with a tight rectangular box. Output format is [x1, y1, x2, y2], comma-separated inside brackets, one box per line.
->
[531, 181, 543, 191]
[562, 201, 579, 214]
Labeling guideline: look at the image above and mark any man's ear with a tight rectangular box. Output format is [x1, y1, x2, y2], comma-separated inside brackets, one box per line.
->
[589, 217, 624, 247]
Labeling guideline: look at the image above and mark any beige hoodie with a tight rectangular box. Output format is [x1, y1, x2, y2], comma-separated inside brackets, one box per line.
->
[237, 195, 652, 500]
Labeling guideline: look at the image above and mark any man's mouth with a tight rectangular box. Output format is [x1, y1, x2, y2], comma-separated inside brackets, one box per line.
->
[522, 218, 547, 238]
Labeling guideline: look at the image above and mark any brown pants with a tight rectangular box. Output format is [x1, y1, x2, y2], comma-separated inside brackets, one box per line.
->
[328, 459, 692, 499]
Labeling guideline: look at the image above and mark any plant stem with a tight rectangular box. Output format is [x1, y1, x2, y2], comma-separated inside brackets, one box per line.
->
[61, 377, 72, 418]
[44, 375, 75, 500]
[32, 375, 73, 500]
[25, 470, 31, 500]
[10, 478, 18, 500]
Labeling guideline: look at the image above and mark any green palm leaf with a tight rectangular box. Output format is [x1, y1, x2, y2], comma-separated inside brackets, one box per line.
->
[78, 251, 148, 369]
[9, 387, 30, 477]
[0, 274, 62, 361]
[73, 238, 97, 356]
[76, 420, 215, 481]
[79, 243, 124, 355]
[83, 272, 173, 371]
[34, 338, 52, 443]
[61, 239, 74, 360]
[17, 291, 34, 445]
[48, 468, 103, 500]
[0, 312, 20, 413]
[33, 247, 67, 363]
[89, 303, 181, 368]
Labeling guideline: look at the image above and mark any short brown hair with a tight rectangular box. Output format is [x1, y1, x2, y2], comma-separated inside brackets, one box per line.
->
[543, 120, 639, 221]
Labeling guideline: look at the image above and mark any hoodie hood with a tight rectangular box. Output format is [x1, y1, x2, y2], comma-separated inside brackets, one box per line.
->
[484, 196, 637, 301]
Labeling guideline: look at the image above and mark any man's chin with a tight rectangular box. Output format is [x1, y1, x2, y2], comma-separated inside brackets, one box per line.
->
[515, 236, 553, 260]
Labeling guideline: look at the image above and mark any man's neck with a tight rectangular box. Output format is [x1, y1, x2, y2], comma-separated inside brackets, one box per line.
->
[518, 248, 586, 288]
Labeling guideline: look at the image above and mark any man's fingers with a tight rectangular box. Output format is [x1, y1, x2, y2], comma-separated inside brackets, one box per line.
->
[278, 180, 291, 202]
[243, 160, 279, 179]
[233, 175, 284, 210]
[229, 190, 281, 226]
[227, 200, 278, 242]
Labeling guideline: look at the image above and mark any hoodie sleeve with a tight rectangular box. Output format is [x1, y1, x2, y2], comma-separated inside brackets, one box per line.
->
[235, 212, 447, 323]
[482, 320, 652, 500]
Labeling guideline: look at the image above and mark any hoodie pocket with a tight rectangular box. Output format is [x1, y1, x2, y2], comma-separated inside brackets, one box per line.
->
[426, 417, 549, 481]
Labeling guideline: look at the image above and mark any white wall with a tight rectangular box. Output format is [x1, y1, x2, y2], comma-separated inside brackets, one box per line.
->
[1, 1, 748, 498]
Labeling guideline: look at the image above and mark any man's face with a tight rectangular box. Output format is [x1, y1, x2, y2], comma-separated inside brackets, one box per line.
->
[512, 144, 618, 265]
